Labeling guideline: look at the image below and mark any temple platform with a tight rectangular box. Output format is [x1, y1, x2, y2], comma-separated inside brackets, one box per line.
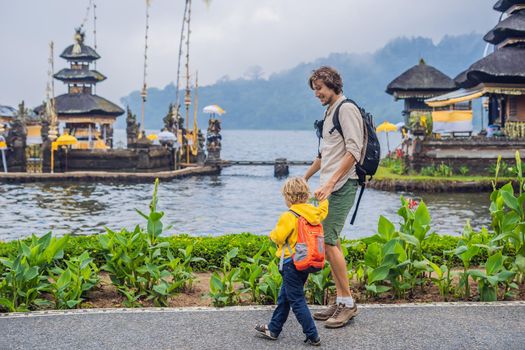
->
[0, 165, 220, 183]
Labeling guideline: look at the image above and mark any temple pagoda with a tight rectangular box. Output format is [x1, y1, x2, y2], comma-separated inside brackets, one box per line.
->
[386, 59, 474, 136]
[386, 59, 457, 117]
[37, 29, 124, 148]
[427, 1, 525, 137]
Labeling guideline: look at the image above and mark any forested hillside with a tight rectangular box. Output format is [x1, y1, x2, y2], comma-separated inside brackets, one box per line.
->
[119, 33, 486, 130]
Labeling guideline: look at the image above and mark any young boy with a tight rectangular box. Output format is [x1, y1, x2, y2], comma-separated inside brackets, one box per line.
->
[255, 177, 328, 346]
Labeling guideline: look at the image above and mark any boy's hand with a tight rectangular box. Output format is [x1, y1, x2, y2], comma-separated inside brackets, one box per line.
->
[314, 182, 334, 201]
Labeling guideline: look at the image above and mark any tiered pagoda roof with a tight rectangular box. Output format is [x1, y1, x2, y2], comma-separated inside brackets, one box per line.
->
[484, 10, 525, 45]
[60, 43, 100, 62]
[54, 68, 106, 84]
[36, 29, 124, 119]
[386, 59, 456, 98]
[494, 0, 525, 13]
[455, 1, 525, 89]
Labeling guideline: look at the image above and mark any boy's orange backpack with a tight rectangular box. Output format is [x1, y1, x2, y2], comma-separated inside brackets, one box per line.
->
[279, 210, 325, 273]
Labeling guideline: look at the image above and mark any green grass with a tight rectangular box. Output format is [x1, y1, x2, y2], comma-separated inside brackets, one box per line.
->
[374, 166, 513, 183]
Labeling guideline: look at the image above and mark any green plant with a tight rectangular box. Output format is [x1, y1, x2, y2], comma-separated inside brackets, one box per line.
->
[305, 264, 334, 305]
[420, 165, 436, 177]
[166, 245, 206, 292]
[445, 221, 480, 299]
[238, 243, 268, 303]
[0, 233, 69, 312]
[426, 258, 454, 301]
[48, 251, 99, 309]
[435, 163, 453, 177]
[98, 179, 195, 307]
[257, 260, 282, 304]
[469, 252, 516, 301]
[209, 247, 240, 307]
[489, 157, 516, 179]
[458, 166, 469, 176]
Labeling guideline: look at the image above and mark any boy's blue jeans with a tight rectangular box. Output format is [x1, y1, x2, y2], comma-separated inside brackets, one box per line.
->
[268, 260, 318, 340]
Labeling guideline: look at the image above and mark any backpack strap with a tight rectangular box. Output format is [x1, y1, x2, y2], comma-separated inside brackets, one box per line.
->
[279, 210, 300, 271]
[350, 183, 366, 225]
[332, 99, 370, 225]
[279, 242, 293, 272]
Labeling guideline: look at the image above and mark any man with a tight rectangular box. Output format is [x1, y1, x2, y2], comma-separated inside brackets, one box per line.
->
[304, 66, 363, 328]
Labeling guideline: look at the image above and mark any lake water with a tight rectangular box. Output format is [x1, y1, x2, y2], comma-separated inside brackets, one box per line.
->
[0, 130, 491, 241]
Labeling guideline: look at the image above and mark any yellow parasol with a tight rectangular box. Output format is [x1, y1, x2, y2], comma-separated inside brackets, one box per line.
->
[54, 133, 78, 147]
[51, 134, 77, 173]
[376, 121, 398, 133]
[147, 133, 158, 141]
[376, 121, 397, 153]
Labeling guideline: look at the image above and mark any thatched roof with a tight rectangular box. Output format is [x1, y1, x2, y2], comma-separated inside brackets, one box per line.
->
[54, 69, 106, 84]
[0, 105, 16, 118]
[484, 10, 525, 45]
[494, 0, 525, 13]
[386, 59, 456, 95]
[34, 94, 124, 117]
[60, 44, 100, 62]
[455, 45, 525, 88]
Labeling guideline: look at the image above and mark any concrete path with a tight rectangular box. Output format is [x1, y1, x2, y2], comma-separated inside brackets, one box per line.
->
[1, 302, 524, 350]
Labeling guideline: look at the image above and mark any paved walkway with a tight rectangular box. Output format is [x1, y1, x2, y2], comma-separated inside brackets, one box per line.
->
[1, 302, 524, 349]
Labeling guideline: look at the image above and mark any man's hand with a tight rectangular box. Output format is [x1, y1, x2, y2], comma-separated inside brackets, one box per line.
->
[314, 181, 335, 202]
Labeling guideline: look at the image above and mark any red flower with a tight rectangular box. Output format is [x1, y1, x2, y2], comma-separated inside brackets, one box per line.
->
[408, 198, 418, 210]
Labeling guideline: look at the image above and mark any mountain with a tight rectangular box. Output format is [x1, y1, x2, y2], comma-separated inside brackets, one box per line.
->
[119, 33, 487, 130]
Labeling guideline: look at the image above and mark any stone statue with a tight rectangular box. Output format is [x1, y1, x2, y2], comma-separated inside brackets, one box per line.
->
[126, 106, 139, 147]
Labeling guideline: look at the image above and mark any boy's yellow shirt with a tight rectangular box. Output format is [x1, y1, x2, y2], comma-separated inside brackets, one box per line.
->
[269, 200, 328, 258]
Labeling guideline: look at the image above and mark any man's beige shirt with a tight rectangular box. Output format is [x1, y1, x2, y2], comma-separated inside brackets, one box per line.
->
[320, 95, 364, 191]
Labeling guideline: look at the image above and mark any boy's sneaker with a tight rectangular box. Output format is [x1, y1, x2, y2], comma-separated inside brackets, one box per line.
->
[324, 303, 358, 328]
[254, 324, 278, 340]
[313, 303, 338, 321]
[304, 336, 321, 346]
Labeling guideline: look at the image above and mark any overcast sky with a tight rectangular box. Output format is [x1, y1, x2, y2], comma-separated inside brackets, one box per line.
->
[1, 0, 499, 108]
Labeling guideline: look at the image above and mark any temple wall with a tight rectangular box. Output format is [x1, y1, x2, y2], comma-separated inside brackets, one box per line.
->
[5, 147, 26, 172]
[517, 96, 525, 119]
[53, 147, 174, 173]
[406, 138, 525, 174]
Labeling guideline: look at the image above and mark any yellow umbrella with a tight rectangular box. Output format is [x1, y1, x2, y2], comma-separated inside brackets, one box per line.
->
[51, 134, 77, 173]
[147, 133, 158, 141]
[55, 133, 78, 146]
[376, 121, 397, 153]
[376, 121, 398, 133]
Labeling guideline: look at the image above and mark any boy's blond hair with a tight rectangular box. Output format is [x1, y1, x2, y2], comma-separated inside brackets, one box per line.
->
[282, 177, 310, 205]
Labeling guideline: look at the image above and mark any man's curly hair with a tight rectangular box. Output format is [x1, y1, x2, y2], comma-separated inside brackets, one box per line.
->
[308, 66, 343, 94]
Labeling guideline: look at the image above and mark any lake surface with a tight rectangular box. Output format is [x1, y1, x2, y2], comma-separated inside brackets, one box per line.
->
[0, 130, 491, 241]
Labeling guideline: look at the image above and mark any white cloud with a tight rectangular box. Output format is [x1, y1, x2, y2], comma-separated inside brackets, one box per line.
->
[252, 7, 280, 23]
[0, 0, 498, 108]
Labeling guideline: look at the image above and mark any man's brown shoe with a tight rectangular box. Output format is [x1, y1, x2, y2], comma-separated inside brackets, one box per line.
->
[313, 304, 338, 321]
[324, 303, 358, 328]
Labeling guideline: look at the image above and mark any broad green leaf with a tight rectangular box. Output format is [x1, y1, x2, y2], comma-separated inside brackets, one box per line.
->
[486, 252, 503, 275]
[210, 273, 223, 292]
[515, 255, 525, 271]
[364, 243, 382, 268]
[468, 270, 486, 279]
[368, 265, 390, 284]
[495, 270, 515, 283]
[377, 216, 396, 242]
[66, 300, 81, 308]
[399, 232, 419, 248]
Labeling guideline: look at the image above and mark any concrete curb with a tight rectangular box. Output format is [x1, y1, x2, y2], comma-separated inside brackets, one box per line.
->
[2, 300, 524, 319]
